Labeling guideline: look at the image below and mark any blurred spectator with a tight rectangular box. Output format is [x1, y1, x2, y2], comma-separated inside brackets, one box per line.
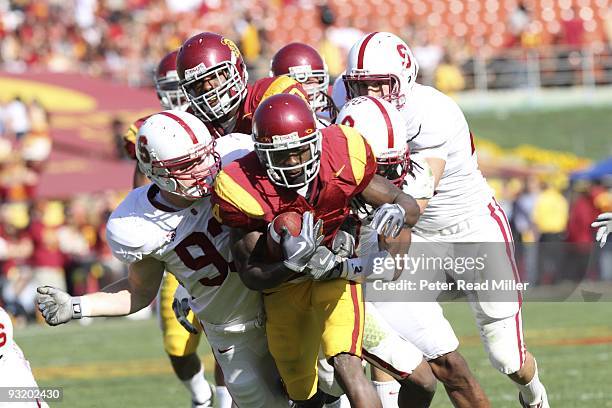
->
[4, 97, 29, 140]
[605, 7, 612, 47]
[434, 51, 465, 96]
[236, 12, 261, 66]
[510, 177, 540, 283]
[0, 157, 39, 201]
[28, 201, 67, 291]
[166, 0, 203, 13]
[27, 99, 49, 134]
[559, 7, 585, 47]
[565, 183, 602, 280]
[532, 180, 569, 283]
[506, 2, 531, 48]
[0, 202, 34, 320]
[413, 29, 444, 85]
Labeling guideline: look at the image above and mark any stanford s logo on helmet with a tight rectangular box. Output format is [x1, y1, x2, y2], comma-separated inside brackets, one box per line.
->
[155, 50, 188, 111]
[176, 32, 248, 122]
[343, 32, 419, 109]
[336, 96, 411, 186]
[270, 43, 330, 112]
[136, 110, 221, 199]
[252, 94, 322, 189]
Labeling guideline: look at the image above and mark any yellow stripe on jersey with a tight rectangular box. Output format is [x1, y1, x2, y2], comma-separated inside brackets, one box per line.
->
[214, 171, 265, 218]
[338, 124, 369, 185]
[262, 76, 308, 103]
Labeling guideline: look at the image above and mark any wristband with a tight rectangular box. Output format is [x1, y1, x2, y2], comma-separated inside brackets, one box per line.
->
[71, 297, 83, 319]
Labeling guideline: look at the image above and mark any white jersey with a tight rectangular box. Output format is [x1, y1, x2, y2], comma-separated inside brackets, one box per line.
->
[106, 134, 261, 326]
[401, 84, 493, 230]
[1, 308, 49, 407]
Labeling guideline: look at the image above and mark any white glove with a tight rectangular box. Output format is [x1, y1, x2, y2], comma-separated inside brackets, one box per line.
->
[369, 203, 406, 238]
[303, 246, 346, 280]
[592, 212, 612, 248]
[304, 230, 358, 280]
[281, 211, 324, 272]
[36, 286, 82, 326]
[172, 284, 198, 334]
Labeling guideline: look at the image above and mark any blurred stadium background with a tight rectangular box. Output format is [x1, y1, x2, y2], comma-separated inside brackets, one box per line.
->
[0, 0, 611, 407]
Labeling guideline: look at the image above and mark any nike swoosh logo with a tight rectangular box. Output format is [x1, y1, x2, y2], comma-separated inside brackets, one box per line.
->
[294, 241, 307, 256]
[319, 251, 332, 266]
[334, 165, 345, 177]
[218, 347, 234, 354]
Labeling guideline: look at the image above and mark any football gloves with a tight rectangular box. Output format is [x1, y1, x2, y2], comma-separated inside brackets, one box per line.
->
[303, 230, 356, 280]
[370, 203, 406, 238]
[592, 212, 612, 248]
[36, 286, 81, 326]
[281, 211, 324, 272]
[172, 284, 199, 334]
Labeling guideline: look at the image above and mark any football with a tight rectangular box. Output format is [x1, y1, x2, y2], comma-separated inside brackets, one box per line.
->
[266, 211, 302, 260]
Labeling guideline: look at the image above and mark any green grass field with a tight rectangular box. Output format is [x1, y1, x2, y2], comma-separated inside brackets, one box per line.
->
[15, 302, 612, 407]
[466, 107, 612, 160]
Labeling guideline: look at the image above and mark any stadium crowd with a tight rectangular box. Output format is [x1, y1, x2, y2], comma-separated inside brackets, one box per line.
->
[0, 0, 611, 324]
[2, 1, 612, 89]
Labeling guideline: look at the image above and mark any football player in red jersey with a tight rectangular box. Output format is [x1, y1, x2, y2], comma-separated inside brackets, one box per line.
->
[269, 42, 336, 125]
[211, 94, 420, 407]
[122, 50, 225, 408]
[176, 32, 309, 138]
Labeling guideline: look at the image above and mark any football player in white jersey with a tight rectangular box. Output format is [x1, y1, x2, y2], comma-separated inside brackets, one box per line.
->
[342, 32, 549, 408]
[1, 307, 50, 407]
[334, 96, 488, 408]
[124, 50, 225, 408]
[35, 111, 290, 408]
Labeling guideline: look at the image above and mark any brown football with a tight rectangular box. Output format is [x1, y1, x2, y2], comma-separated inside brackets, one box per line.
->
[266, 211, 302, 260]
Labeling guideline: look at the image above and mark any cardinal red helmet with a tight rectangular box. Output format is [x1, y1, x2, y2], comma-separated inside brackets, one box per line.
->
[176, 32, 248, 122]
[253, 94, 321, 188]
[154, 50, 188, 110]
[270, 43, 329, 111]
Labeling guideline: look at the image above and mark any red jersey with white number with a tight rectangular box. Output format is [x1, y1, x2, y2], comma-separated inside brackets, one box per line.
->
[105, 134, 258, 325]
[400, 84, 493, 230]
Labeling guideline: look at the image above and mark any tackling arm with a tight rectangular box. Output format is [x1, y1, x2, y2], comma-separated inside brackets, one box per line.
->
[230, 228, 296, 291]
[360, 174, 420, 228]
[415, 157, 445, 214]
[36, 257, 164, 325]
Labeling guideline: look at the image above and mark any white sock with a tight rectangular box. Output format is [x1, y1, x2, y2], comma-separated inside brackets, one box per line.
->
[215, 385, 232, 408]
[516, 360, 544, 405]
[181, 367, 212, 404]
[324, 394, 351, 408]
[373, 380, 400, 408]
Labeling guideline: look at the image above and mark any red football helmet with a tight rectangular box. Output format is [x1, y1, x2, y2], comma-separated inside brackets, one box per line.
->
[155, 50, 188, 110]
[270, 43, 329, 111]
[253, 94, 321, 189]
[176, 32, 249, 122]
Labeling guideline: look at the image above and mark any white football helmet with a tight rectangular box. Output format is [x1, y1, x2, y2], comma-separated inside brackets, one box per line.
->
[136, 110, 220, 199]
[336, 96, 411, 186]
[343, 32, 419, 109]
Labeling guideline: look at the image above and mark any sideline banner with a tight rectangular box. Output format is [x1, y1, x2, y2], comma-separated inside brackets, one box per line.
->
[0, 72, 159, 198]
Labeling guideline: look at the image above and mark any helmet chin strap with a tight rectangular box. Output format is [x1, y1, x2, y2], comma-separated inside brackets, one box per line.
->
[217, 107, 239, 133]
